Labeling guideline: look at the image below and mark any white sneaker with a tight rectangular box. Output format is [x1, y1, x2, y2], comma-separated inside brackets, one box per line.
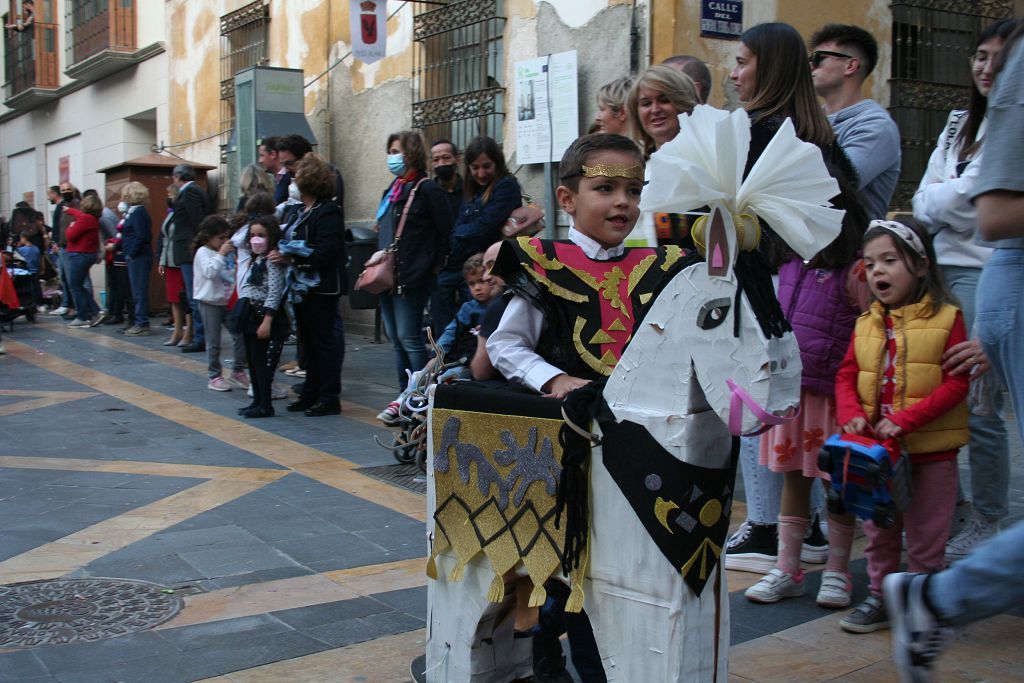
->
[745, 567, 805, 603]
[816, 569, 852, 608]
[271, 384, 288, 400]
[36, 305, 48, 314]
[207, 376, 232, 392]
[0, 343, 6, 355]
[49, 306, 68, 316]
[945, 513, 998, 562]
[884, 572, 954, 682]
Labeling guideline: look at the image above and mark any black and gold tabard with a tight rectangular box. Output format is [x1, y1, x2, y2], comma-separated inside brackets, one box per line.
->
[494, 237, 682, 380]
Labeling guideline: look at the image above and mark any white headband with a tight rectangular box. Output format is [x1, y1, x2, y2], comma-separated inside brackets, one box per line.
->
[870, 220, 927, 259]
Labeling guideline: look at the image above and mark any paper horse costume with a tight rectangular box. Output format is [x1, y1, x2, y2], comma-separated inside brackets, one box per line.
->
[423, 105, 844, 681]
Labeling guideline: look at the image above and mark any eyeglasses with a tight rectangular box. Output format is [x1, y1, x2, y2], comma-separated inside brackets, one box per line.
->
[809, 50, 854, 68]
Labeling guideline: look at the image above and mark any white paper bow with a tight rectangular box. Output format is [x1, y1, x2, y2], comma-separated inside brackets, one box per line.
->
[640, 105, 844, 260]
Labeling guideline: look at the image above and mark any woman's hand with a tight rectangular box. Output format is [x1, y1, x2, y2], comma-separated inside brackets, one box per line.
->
[942, 338, 990, 379]
[257, 318, 271, 340]
[874, 418, 903, 440]
[158, 265, 165, 275]
[842, 417, 871, 435]
[267, 249, 292, 266]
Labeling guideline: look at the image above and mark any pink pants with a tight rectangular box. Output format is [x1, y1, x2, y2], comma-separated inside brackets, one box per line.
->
[864, 458, 958, 596]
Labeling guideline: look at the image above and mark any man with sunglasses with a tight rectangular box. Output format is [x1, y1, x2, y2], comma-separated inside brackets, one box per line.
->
[810, 23, 901, 220]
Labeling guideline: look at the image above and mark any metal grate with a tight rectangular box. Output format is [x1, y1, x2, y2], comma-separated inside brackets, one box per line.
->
[64, 0, 136, 67]
[357, 463, 428, 495]
[3, 0, 59, 99]
[412, 0, 506, 149]
[888, 0, 1013, 210]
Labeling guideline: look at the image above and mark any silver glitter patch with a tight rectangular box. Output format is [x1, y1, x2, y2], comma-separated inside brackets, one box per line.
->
[644, 474, 663, 491]
[689, 485, 703, 503]
[675, 510, 698, 533]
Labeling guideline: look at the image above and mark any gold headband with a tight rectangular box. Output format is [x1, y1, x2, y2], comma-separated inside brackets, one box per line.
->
[580, 163, 644, 180]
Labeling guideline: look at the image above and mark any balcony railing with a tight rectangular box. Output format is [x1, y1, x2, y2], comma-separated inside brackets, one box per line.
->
[4, 11, 60, 107]
[64, 0, 138, 80]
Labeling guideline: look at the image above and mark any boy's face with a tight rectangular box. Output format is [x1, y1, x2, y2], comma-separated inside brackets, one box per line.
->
[465, 269, 494, 304]
[557, 149, 643, 249]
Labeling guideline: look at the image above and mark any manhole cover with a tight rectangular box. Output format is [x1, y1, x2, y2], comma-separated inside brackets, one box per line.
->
[0, 578, 183, 648]
[357, 463, 427, 494]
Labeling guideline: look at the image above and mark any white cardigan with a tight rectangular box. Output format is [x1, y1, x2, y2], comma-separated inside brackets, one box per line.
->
[192, 246, 235, 306]
[912, 110, 992, 269]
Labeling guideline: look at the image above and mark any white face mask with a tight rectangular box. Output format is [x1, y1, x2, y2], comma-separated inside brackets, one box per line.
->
[117, 201, 129, 213]
[288, 181, 301, 201]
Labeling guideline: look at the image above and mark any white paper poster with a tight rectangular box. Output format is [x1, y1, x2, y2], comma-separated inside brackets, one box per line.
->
[514, 51, 579, 165]
[350, 0, 386, 64]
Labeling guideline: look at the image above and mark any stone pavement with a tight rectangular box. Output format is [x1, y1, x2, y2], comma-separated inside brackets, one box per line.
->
[1, 315, 1022, 682]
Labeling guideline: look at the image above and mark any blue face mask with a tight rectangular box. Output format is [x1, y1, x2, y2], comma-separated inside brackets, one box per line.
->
[387, 153, 406, 177]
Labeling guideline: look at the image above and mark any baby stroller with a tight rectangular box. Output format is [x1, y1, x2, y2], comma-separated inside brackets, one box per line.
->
[374, 332, 471, 473]
[1, 253, 37, 329]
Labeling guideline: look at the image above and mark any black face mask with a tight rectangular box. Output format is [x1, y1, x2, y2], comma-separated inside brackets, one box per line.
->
[434, 164, 457, 182]
[167, 198, 174, 209]
[62, 192, 74, 202]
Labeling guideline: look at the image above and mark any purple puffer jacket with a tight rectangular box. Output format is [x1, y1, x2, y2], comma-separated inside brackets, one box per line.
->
[777, 259, 861, 397]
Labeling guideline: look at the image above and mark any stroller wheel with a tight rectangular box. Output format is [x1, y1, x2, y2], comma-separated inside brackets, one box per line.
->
[392, 433, 417, 465]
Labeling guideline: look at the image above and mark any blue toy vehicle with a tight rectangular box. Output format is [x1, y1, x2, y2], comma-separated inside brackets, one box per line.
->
[818, 433, 912, 528]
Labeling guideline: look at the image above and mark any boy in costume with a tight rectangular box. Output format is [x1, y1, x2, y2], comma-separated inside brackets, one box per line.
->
[487, 132, 681, 681]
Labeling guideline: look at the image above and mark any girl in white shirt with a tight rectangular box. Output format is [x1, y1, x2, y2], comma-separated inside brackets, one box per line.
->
[192, 215, 236, 392]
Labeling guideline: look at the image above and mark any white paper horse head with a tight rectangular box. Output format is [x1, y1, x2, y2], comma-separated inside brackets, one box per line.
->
[604, 105, 843, 453]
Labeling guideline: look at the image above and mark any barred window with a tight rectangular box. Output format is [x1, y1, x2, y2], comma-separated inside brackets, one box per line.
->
[412, 0, 506, 150]
[888, 0, 1012, 211]
[220, 0, 270, 150]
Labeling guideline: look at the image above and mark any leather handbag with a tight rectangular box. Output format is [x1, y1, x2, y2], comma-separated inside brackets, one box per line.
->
[501, 194, 544, 238]
[356, 178, 426, 294]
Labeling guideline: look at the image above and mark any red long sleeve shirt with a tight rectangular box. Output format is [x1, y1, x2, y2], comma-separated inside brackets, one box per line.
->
[64, 207, 100, 254]
[835, 309, 969, 464]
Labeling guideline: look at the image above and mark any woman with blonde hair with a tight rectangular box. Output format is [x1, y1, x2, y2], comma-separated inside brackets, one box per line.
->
[593, 76, 635, 136]
[236, 163, 274, 212]
[627, 64, 700, 157]
[120, 181, 153, 335]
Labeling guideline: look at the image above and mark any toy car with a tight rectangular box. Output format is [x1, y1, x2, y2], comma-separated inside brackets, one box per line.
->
[818, 433, 912, 528]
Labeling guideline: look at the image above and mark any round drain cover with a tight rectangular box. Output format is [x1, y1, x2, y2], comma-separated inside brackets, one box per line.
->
[0, 578, 183, 648]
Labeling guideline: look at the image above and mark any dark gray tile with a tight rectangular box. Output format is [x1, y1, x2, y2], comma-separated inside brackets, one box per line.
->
[370, 586, 427, 620]
[352, 521, 427, 552]
[301, 610, 425, 648]
[156, 614, 291, 653]
[0, 649, 49, 682]
[187, 630, 329, 676]
[177, 542, 299, 579]
[272, 597, 391, 629]
[74, 553, 204, 585]
[49, 653, 219, 683]
[274, 531, 390, 567]
[207, 565, 313, 589]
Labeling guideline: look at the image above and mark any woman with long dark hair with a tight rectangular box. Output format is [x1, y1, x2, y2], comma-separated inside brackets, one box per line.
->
[913, 18, 1019, 560]
[724, 22, 854, 575]
[372, 131, 452, 421]
[431, 136, 520, 335]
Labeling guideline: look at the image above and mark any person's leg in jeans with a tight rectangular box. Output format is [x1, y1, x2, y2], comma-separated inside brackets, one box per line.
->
[739, 436, 783, 524]
[66, 252, 98, 321]
[393, 287, 429, 384]
[380, 292, 413, 389]
[58, 248, 73, 311]
[977, 249, 1024, 446]
[944, 265, 1009, 527]
[179, 263, 205, 343]
[200, 302, 225, 380]
[126, 253, 151, 327]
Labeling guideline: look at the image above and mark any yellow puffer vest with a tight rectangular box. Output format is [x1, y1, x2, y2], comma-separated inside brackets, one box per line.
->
[854, 297, 968, 453]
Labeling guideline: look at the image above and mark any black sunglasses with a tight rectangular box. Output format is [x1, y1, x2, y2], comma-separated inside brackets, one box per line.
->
[809, 50, 854, 68]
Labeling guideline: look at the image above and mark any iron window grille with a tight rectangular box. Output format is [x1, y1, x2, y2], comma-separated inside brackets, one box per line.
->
[889, 0, 1013, 211]
[219, 0, 270, 153]
[4, 0, 59, 98]
[412, 0, 506, 150]
[64, 0, 136, 68]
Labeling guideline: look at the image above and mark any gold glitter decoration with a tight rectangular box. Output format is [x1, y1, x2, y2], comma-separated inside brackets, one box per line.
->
[573, 317, 614, 377]
[581, 163, 644, 179]
[661, 245, 683, 270]
[589, 329, 616, 345]
[654, 497, 680, 534]
[691, 212, 761, 258]
[699, 499, 723, 527]
[679, 538, 722, 581]
[429, 408, 588, 612]
[608, 318, 627, 332]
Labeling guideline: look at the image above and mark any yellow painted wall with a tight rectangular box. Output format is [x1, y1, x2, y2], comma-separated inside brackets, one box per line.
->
[651, 0, 892, 107]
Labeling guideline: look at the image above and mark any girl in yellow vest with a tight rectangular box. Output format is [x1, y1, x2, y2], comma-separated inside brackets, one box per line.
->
[833, 219, 970, 634]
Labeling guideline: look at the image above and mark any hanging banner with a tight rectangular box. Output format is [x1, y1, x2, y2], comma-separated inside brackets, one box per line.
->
[350, 0, 386, 64]
[514, 50, 579, 165]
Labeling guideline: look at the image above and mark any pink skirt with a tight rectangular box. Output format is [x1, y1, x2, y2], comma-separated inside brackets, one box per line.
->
[759, 389, 837, 478]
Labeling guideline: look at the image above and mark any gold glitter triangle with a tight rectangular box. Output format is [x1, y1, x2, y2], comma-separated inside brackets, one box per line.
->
[600, 350, 618, 367]
[589, 329, 615, 345]
[608, 318, 627, 332]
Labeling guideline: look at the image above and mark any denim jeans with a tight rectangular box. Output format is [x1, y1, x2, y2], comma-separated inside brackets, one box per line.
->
[65, 252, 99, 321]
[976, 249, 1024, 448]
[943, 264, 1009, 519]
[59, 248, 95, 310]
[126, 253, 152, 327]
[380, 286, 430, 389]
[179, 262, 205, 343]
[932, 519, 1024, 625]
[430, 269, 467, 339]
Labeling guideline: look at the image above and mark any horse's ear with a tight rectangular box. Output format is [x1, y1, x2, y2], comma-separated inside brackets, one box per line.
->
[706, 205, 733, 278]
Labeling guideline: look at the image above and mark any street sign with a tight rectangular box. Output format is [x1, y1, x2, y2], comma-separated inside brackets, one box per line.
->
[700, 1, 743, 40]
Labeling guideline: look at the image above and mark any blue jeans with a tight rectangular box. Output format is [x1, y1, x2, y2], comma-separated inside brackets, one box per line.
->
[380, 286, 430, 390]
[179, 262, 205, 343]
[931, 519, 1024, 625]
[126, 253, 152, 327]
[430, 269, 467, 339]
[943, 264, 1009, 519]
[65, 252, 99, 321]
[976, 249, 1024, 449]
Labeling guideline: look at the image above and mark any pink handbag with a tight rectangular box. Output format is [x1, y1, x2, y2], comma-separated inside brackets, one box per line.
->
[355, 178, 426, 294]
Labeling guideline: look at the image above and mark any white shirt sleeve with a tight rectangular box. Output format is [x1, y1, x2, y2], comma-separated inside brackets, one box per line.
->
[486, 295, 564, 393]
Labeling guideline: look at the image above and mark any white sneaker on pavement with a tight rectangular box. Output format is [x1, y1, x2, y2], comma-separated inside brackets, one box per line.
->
[48, 306, 68, 316]
[884, 572, 954, 683]
[816, 569, 852, 608]
[745, 567, 805, 603]
[945, 512, 998, 562]
[271, 384, 288, 400]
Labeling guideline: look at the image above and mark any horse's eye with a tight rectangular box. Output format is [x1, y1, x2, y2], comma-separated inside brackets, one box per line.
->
[697, 297, 731, 330]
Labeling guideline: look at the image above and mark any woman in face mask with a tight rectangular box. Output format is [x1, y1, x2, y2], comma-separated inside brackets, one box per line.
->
[373, 131, 454, 397]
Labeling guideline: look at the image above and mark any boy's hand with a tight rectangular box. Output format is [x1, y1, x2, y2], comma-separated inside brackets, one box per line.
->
[542, 374, 591, 399]
[842, 417, 871, 435]
[874, 418, 903, 440]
